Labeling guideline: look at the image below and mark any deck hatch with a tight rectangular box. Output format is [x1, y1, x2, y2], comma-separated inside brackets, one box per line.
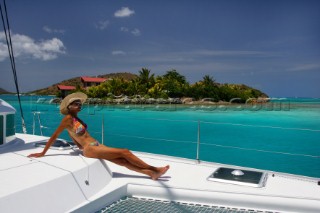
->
[208, 167, 268, 187]
[35, 139, 75, 150]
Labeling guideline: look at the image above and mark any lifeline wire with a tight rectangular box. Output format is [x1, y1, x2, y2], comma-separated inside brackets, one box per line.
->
[106, 133, 320, 158]
[0, 0, 27, 133]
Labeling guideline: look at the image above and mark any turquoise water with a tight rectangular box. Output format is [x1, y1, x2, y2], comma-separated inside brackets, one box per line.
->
[1, 95, 320, 178]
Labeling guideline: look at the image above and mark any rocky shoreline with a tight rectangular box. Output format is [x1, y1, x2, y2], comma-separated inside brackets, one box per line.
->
[50, 96, 269, 105]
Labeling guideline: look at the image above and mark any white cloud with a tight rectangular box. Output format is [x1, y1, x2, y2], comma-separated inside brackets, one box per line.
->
[120, 27, 141, 36]
[0, 42, 8, 60]
[0, 31, 66, 61]
[112, 50, 126, 56]
[190, 50, 269, 57]
[131, 28, 141, 36]
[120, 27, 129, 32]
[43, 26, 65, 34]
[95, 20, 110, 30]
[287, 63, 320, 72]
[114, 7, 135, 18]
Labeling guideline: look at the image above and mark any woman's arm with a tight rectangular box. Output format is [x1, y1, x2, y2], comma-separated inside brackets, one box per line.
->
[28, 116, 69, 158]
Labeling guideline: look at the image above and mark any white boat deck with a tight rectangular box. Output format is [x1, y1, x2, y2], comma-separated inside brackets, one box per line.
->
[1, 134, 319, 213]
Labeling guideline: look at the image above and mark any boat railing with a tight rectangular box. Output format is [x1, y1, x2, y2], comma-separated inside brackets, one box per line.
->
[13, 110, 104, 143]
[15, 110, 320, 159]
[12, 104, 319, 177]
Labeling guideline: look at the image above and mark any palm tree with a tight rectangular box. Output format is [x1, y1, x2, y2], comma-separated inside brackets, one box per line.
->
[201, 75, 219, 100]
[138, 68, 155, 94]
[202, 75, 216, 87]
[138, 68, 154, 85]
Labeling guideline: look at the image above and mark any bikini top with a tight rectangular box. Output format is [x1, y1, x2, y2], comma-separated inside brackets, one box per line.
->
[72, 117, 87, 136]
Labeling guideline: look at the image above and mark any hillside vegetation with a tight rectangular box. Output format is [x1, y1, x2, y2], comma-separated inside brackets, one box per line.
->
[30, 69, 267, 102]
[30, 72, 137, 95]
[0, 87, 11, 94]
[87, 69, 268, 102]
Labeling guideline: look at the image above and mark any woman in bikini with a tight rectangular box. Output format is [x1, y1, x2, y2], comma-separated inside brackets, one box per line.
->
[28, 92, 169, 180]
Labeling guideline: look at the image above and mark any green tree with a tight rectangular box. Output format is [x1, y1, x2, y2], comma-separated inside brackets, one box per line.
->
[187, 83, 203, 100]
[87, 84, 106, 98]
[126, 78, 140, 96]
[108, 78, 126, 96]
[163, 69, 186, 84]
[202, 75, 216, 87]
[138, 68, 155, 95]
[162, 69, 188, 97]
[199, 75, 219, 100]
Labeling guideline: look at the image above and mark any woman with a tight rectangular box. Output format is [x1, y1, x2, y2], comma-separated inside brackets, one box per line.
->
[28, 92, 169, 180]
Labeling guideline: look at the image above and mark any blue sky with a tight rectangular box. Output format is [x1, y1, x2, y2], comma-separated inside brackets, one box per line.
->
[1, 0, 319, 97]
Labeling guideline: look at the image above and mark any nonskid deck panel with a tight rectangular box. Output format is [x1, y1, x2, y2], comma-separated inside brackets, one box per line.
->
[97, 196, 279, 213]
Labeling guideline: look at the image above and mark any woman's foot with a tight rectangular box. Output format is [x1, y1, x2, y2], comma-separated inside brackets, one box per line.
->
[151, 165, 170, 180]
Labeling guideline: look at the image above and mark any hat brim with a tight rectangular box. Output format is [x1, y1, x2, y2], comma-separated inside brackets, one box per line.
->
[60, 92, 87, 115]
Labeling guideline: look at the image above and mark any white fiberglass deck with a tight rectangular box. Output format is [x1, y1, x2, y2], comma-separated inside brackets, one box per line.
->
[0, 133, 319, 213]
[88, 154, 320, 213]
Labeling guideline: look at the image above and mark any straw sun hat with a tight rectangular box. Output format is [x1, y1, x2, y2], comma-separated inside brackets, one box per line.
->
[60, 92, 87, 115]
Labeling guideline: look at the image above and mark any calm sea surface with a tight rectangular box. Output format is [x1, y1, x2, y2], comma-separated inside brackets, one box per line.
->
[1, 94, 320, 178]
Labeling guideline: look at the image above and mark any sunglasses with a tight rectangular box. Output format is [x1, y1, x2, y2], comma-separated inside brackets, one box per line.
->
[71, 102, 82, 107]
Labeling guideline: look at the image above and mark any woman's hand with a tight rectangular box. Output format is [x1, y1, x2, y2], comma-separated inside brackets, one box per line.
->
[28, 116, 69, 158]
[28, 152, 45, 158]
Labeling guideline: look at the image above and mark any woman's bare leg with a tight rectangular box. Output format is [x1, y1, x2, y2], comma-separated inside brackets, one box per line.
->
[110, 158, 170, 180]
[88, 146, 157, 170]
[110, 158, 154, 178]
[85, 146, 169, 180]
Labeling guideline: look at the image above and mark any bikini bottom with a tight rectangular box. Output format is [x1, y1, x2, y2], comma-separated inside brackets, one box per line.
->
[89, 141, 100, 146]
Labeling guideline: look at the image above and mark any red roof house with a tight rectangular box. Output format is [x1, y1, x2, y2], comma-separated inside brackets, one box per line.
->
[80, 76, 107, 89]
[57, 85, 76, 98]
[57, 85, 76, 90]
